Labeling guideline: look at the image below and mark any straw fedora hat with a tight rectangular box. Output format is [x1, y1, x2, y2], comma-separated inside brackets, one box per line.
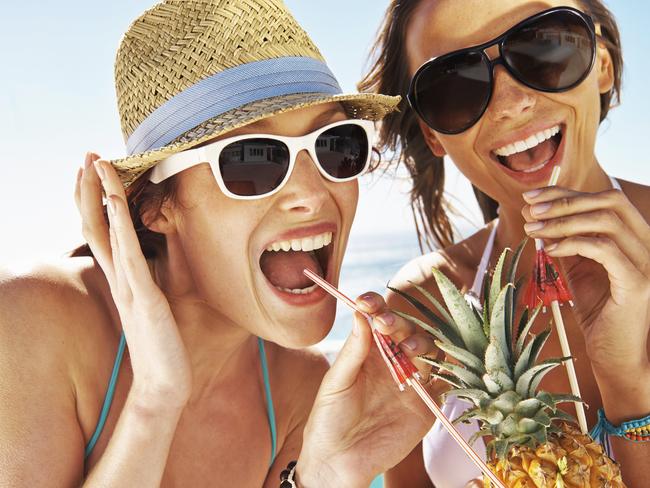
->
[110, 0, 400, 187]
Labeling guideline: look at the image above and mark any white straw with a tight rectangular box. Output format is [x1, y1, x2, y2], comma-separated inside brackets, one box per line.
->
[539, 166, 588, 434]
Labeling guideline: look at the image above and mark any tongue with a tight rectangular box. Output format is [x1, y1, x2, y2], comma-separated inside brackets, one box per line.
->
[260, 250, 324, 290]
[503, 137, 559, 172]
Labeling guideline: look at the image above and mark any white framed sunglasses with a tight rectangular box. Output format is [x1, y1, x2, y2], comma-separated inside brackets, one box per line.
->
[149, 119, 375, 200]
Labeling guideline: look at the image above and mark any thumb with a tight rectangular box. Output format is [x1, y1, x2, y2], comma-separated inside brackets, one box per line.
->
[321, 312, 373, 394]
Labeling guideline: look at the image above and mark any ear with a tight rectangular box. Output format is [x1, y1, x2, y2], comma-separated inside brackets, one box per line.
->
[417, 120, 447, 158]
[141, 199, 176, 235]
[595, 27, 615, 95]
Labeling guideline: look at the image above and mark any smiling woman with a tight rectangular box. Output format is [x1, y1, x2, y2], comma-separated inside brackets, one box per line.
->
[360, 0, 650, 486]
[0, 0, 422, 486]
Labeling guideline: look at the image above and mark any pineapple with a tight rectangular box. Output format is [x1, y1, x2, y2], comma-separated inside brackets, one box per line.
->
[390, 241, 625, 487]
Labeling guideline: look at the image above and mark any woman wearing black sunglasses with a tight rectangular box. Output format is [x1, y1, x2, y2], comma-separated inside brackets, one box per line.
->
[360, 0, 649, 486]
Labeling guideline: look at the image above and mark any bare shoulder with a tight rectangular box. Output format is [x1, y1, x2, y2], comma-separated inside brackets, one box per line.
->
[0, 257, 114, 347]
[618, 178, 650, 217]
[0, 257, 115, 486]
[386, 223, 495, 311]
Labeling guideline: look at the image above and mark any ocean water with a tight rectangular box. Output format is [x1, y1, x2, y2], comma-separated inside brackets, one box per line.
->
[321, 230, 424, 345]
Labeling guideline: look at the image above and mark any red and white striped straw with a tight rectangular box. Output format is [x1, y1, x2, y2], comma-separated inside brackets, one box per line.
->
[303, 269, 506, 488]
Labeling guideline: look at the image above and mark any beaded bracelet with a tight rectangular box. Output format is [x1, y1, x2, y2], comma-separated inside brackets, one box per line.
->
[279, 460, 298, 488]
[590, 408, 650, 451]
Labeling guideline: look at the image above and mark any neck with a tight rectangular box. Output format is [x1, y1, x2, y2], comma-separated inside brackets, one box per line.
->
[151, 239, 258, 405]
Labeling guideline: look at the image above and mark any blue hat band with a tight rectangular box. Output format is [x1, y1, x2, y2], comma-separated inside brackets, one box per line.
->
[126, 56, 343, 155]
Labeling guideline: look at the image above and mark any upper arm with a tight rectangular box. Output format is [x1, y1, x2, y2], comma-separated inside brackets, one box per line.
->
[0, 273, 85, 487]
[263, 349, 329, 487]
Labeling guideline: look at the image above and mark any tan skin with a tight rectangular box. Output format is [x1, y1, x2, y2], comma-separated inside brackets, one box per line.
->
[0, 103, 371, 487]
[350, 0, 650, 486]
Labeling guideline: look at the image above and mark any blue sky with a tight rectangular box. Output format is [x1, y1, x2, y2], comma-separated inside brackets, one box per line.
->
[0, 1, 648, 262]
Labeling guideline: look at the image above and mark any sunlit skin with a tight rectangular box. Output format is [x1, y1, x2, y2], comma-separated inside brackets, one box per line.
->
[354, 1, 650, 486]
[0, 103, 363, 487]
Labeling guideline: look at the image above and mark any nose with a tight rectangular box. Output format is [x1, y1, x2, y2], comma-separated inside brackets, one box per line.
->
[277, 150, 329, 215]
[485, 66, 536, 122]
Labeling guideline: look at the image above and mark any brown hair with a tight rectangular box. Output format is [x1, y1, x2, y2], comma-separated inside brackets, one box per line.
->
[359, 0, 623, 251]
[70, 171, 177, 259]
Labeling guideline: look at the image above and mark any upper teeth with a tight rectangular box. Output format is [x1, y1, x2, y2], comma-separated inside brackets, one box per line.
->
[494, 125, 561, 157]
[266, 231, 333, 252]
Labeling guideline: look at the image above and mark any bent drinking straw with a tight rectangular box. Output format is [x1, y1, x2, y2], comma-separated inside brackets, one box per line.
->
[536, 166, 588, 434]
[303, 269, 507, 488]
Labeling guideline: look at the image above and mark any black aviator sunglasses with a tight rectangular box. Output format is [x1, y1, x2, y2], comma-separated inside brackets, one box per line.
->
[407, 7, 597, 134]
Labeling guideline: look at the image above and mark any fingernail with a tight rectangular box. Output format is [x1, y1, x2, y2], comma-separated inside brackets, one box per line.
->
[546, 243, 558, 252]
[94, 160, 106, 181]
[523, 189, 543, 200]
[375, 312, 395, 328]
[524, 221, 545, 233]
[358, 293, 377, 309]
[402, 337, 417, 351]
[84, 154, 93, 169]
[107, 196, 117, 216]
[531, 202, 552, 216]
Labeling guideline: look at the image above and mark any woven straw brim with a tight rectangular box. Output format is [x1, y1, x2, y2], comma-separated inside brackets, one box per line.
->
[111, 92, 400, 187]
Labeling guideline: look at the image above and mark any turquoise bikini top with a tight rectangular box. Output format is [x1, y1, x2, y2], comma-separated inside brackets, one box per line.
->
[84, 333, 278, 467]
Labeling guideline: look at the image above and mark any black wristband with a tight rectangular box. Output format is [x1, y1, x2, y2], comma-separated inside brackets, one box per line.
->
[279, 460, 297, 488]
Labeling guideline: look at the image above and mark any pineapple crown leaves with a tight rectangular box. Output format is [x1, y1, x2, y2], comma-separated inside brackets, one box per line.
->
[389, 238, 584, 459]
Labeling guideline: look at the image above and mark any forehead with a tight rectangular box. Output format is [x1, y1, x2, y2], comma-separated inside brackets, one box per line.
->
[405, 0, 584, 73]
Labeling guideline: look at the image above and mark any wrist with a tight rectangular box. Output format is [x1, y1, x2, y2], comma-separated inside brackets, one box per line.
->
[127, 384, 188, 419]
[294, 455, 344, 488]
[593, 362, 650, 424]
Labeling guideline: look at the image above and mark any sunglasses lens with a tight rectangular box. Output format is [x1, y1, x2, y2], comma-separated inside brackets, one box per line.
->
[413, 52, 491, 134]
[219, 139, 290, 196]
[315, 123, 369, 179]
[503, 10, 594, 91]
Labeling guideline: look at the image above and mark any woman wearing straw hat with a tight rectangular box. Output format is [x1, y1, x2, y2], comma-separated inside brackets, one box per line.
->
[0, 0, 436, 486]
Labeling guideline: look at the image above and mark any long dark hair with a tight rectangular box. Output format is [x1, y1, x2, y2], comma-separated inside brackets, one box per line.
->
[359, 0, 623, 251]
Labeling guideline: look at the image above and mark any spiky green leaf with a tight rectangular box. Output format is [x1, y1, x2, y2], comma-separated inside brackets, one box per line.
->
[485, 340, 510, 376]
[468, 427, 493, 447]
[407, 281, 457, 330]
[505, 239, 528, 349]
[489, 248, 509, 315]
[515, 360, 562, 397]
[388, 286, 464, 346]
[513, 328, 551, 381]
[489, 285, 513, 363]
[434, 341, 485, 375]
[513, 399, 542, 418]
[426, 372, 463, 389]
[551, 393, 584, 405]
[493, 439, 510, 460]
[492, 391, 522, 414]
[420, 358, 484, 389]
[443, 388, 490, 406]
[527, 357, 572, 397]
[515, 303, 542, 358]
[431, 267, 488, 356]
[536, 391, 556, 411]
[550, 409, 576, 424]
[533, 410, 552, 427]
[392, 310, 454, 346]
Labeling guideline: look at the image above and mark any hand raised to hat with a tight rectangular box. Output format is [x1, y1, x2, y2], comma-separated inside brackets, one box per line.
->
[74, 153, 192, 413]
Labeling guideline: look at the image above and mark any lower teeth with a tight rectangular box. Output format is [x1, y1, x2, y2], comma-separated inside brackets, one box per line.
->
[522, 159, 550, 173]
[277, 283, 319, 295]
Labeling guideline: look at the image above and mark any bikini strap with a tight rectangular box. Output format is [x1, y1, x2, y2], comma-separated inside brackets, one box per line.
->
[84, 331, 127, 459]
[257, 337, 278, 467]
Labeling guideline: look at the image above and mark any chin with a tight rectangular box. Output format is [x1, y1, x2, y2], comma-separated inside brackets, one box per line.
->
[269, 302, 337, 349]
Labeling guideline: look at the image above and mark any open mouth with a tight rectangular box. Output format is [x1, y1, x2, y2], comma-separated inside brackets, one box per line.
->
[493, 125, 564, 173]
[259, 231, 333, 295]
